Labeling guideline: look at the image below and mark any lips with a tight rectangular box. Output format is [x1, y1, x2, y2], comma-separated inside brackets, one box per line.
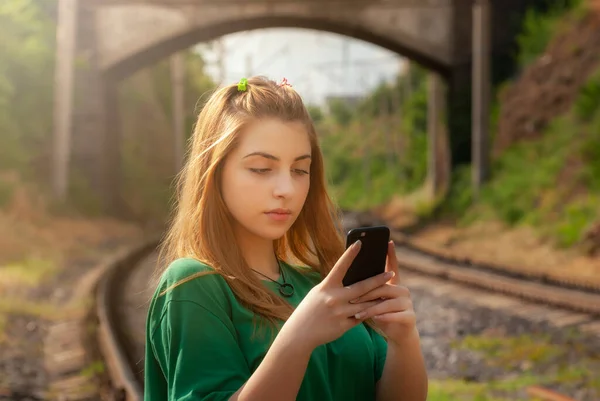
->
[265, 209, 292, 222]
[265, 208, 292, 215]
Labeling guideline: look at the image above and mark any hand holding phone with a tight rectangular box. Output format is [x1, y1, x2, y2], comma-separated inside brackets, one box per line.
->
[281, 237, 394, 351]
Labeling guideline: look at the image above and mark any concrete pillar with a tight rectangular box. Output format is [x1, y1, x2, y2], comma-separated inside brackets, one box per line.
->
[69, 3, 119, 214]
[472, 0, 491, 195]
[171, 53, 186, 173]
[405, 62, 412, 100]
[103, 82, 122, 214]
[427, 72, 450, 199]
[52, 0, 78, 201]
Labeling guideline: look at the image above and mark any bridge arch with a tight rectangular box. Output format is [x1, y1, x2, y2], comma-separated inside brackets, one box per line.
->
[54, 0, 501, 213]
[104, 15, 451, 82]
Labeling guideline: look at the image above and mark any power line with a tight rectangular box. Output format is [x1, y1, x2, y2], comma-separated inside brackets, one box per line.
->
[253, 43, 290, 74]
[310, 56, 401, 69]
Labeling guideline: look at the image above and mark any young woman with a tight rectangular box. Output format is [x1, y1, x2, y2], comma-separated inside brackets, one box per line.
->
[144, 76, 427, 401]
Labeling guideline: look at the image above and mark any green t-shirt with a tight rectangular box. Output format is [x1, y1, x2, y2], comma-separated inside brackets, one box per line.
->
[144, 257, 388, 401]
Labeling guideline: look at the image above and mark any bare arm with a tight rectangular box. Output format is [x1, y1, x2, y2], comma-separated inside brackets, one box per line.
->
[376, 328, 428, 401]
[228, 323, 314, 401]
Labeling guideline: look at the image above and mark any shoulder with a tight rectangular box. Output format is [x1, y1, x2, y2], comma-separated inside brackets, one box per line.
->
[162, 257, 214, 280]
[158, 257, 225, 295]
[149, 258, 234, 324]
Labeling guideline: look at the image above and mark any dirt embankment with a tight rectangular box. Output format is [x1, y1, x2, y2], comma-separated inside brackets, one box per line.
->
[374, 5, 600, 287]
[495, 9, 600, 155]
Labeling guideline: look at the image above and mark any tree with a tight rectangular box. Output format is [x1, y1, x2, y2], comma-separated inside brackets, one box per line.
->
[327, 98, 354, 127]
[306, 104, 324, 124]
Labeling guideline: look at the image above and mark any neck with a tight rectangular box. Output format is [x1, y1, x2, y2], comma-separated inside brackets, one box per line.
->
[234, 227, 280, 279]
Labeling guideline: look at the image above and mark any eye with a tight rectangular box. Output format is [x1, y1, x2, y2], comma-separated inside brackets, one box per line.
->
[249, 168, 271, 174]
[293, 169, 309, 175]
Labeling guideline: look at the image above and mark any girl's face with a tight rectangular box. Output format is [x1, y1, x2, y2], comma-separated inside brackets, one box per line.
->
[221, 118, 312, 242]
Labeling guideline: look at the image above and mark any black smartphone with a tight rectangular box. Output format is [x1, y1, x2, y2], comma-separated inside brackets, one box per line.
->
[342, 225, 391, 287]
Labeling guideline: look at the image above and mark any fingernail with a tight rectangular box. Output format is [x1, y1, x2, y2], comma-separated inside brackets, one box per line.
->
[384, 271, 394, 279]
[355, 311, 366, 319]
[353, 240, 362, 251]
[349, 297, 359, 304]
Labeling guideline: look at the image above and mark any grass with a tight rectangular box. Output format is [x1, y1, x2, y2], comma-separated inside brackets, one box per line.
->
[0, 314, 6, 344]
[0, 256, 58, 288]
[440, 106, 600, 249]
[432, 332, 600, 400]
[453, 334, 564, 369]
[0, 297, 84, 321]
[427, 379, 493, 401]
[427, 376, 547, 401]
[0, 201, 141, 346]
[80, 360, 105, 378]
[422, 0, 598, 251]
[516, 0, 586, 68]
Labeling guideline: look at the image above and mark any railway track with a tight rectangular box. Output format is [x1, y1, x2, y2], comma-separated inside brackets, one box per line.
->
[92, 216, 599, 401]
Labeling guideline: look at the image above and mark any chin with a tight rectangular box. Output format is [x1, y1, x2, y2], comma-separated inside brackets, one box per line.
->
[256, 227, 289, 241]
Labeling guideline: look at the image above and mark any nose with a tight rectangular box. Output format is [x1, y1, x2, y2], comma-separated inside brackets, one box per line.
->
[273, 170, 295, 199]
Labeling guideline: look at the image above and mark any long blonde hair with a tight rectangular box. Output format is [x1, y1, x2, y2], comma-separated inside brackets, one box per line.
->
[156, 76, 345, 327]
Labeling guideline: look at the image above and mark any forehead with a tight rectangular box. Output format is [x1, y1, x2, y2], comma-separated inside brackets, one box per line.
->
[236, 118, 311, 156]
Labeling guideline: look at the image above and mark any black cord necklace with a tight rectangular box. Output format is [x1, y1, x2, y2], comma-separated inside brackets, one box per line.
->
[251, 259, 295, 298]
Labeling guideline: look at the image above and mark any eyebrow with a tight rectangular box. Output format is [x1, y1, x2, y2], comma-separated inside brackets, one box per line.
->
[243, 151, 311, 162]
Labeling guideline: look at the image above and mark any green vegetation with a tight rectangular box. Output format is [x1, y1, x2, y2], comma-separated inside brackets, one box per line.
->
[515, 0, 585, 68]
[440, 332, 600, 400]
[118, 52, 214, 219]
[1, 257, 58, 287]
[425, 331, 600, 400]
[0, 0, 55, 185]
[0, 0, 215, 218]
[443, 87, 600, 248]
[318, 65, 430, 209]
[437, 0, 600, 249]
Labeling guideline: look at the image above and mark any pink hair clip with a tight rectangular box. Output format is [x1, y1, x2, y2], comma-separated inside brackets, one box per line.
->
[278, 77, 292, 87]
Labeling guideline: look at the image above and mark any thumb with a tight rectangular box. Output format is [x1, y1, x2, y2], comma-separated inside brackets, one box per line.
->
[323, 240, 362, 286]
[385, 241, 400, 285]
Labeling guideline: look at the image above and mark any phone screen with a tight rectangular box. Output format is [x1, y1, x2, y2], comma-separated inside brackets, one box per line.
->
[342, 225, 390, 287]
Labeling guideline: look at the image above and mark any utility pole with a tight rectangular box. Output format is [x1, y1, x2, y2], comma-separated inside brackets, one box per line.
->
[472, 0, 491, 196]
[394, 58, 404, 158]
[404, 60, 412, 100]
[358, 75, 370, 194]
[427, 73, 442, 198]
[380, 78, 394, 171]
[171, 52, 185, 173]
[52, 0, 78, 201]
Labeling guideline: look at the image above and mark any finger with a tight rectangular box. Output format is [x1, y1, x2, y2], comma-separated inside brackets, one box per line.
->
[341, 270, 394, 301]
[323, 239, 362, 286]
[342, 299, 384, 318]
[353, 297, 412, 320]
[386, 240, 401, 285]
[372, 310, 416, 324]
[349, 284, 409, 304]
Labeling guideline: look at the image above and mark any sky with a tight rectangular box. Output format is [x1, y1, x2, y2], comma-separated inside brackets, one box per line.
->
[196, 28, 406, 106]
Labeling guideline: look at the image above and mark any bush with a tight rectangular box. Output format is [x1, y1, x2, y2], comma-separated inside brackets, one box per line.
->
[574, 70, 600, 121]
[516, 0, 584, 68]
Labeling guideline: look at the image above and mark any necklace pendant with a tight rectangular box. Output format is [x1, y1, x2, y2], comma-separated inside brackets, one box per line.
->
[279, 283, 294, 297]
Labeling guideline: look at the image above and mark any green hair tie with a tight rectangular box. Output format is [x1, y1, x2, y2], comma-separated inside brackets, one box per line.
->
[237, 78, 248, 92]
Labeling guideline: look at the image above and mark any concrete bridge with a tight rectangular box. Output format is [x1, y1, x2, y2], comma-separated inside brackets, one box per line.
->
[52, 0, 533, 213]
